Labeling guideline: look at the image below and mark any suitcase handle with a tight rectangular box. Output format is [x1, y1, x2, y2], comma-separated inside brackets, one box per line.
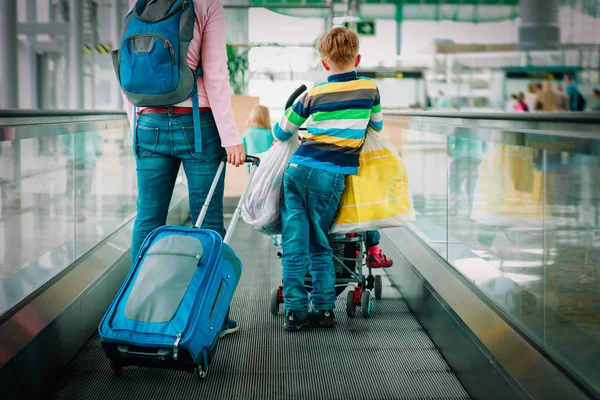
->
[194, 154, 260, 244]
[220, 154, 260, 167]
[117, 345, 171, 359]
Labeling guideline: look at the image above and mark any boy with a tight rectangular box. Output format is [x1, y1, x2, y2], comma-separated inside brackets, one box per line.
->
[273, 27, 383, 331]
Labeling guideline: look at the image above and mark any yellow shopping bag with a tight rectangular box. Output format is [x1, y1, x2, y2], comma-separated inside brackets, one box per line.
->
[471, 144, 547, 224]
[330, 130, 415, 235]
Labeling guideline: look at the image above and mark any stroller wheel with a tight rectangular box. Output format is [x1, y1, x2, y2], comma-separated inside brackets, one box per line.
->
[374, 275, 382, 300]
[361, 290, 372, 318]
[346, 290, 356, 318]
[270, 287, 281, 316]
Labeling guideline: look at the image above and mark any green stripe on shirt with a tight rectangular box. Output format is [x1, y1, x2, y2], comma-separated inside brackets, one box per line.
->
[284, 107, 306, 126]
[312, 108, 372, 122]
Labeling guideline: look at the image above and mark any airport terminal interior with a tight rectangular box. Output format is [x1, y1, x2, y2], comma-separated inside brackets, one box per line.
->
[2, 0, 600, 399]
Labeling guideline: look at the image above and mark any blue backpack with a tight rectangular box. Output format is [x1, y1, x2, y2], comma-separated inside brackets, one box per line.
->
[112, 0, 204, 152]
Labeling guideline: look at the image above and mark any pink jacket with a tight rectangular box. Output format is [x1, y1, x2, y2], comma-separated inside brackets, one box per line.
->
[124, 0, 241, 148]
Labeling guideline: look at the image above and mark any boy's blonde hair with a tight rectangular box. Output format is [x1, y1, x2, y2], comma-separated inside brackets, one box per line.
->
[246, 105, 272, 130]
[317, 27, 359, 67]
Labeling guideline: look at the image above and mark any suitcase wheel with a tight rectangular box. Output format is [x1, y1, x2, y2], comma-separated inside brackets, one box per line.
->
[194, 365, 208, 380]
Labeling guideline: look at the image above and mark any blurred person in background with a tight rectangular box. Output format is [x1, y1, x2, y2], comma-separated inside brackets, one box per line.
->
[436, 90, 451, 109]
[63, 132, 104, 222]
[505, 94, 518, 112]
[564, 74, 586, 111]
[555, 83, 569, 111]
[588, 89, 600, 111]
[242, 105, 275, 157]
[525, 83, 537, 111]
[534, 80, 558, 112]
[515, 93, 529, 112]
[242, 105, 275, 172]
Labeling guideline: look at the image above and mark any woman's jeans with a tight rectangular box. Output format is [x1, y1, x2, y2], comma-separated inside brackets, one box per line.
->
[280, 164, 345, 318]
[131, 110, 225, 265]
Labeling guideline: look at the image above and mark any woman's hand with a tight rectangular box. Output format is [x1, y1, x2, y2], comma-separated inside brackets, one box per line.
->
[225, 144, 246, 167]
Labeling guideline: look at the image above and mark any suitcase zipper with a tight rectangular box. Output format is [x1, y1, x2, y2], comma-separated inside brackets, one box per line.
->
[145, 251, 202, 265]
[180, 237, 224, 345]
[173, 333, 182, 360]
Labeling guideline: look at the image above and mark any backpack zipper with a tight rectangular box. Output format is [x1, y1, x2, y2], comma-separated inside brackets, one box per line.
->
[124, 34, 175, 65]
[182, 0, 188, 10]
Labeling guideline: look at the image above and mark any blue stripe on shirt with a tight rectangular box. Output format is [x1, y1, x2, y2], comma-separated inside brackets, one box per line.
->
[307, 127, 366, 139]
[295, 144, 360, 167]
[293, 100, 310, 118]
[273, 122, 293, 141]
[368, 119, 383, 131]
[289, 154, 358, 175]
[310, 98, 376, 113]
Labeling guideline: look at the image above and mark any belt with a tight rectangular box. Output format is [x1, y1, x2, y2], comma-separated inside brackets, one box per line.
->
[140, 106, 210, 114]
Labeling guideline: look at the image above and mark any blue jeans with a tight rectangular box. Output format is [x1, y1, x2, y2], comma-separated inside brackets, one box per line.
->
[131, 110, 225, 265]
[280, 164, 345, 318]
[366, 230, 380, 248]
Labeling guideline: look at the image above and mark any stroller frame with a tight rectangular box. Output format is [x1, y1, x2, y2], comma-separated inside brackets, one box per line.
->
[270, 232, 383, 318]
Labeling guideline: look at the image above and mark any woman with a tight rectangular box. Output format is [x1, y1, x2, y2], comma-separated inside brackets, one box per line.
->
[124, 0, 245, 335]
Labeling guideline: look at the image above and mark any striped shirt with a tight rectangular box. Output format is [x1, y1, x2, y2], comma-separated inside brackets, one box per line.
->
[273, 71, 383, 175]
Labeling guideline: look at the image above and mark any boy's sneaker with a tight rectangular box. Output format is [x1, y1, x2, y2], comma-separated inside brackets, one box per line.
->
[309, 310, 336, 328]
[219, 318, 239, 338]
[367, 245, 393, 268]
[284, 312, 308, 331]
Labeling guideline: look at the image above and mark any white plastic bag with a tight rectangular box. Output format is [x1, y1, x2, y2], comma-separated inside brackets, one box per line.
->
[241, 133, 299, 235]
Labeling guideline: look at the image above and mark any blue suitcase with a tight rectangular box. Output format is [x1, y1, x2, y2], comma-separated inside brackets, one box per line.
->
[99, 156, 260, 379]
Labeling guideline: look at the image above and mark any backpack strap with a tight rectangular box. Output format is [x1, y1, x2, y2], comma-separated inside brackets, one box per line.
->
[133, 105, 138, 156]
[191, 64, 203, 153]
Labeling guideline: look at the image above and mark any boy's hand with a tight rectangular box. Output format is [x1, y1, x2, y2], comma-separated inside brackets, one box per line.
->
[225, 144, 246, 167]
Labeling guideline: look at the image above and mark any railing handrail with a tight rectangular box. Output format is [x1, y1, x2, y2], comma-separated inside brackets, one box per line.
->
[384, 110, 600, 124]
[0, 109, 126, 118]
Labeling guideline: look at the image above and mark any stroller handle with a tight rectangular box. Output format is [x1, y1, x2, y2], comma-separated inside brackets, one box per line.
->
[285, 84, 307, 110]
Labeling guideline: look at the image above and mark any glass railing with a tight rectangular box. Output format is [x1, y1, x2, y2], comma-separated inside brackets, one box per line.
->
[0, 111, 189, 318]
[383, 111, 600, 396]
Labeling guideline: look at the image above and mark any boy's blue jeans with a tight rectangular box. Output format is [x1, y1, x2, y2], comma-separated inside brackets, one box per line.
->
[280, 164, 345, 319]
[131, 111, 225, 265]
[366, 230, 380, 248]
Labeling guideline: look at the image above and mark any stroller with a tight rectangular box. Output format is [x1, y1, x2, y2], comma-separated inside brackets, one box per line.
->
[270, 232, 382, 318]
[267, 85, 382, 319]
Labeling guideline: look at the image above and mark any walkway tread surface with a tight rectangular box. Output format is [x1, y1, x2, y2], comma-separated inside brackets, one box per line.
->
[47, 223, 469, 400]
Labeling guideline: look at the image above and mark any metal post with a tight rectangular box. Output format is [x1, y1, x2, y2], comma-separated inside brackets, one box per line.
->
[112, 0, 123, 109]
[518, 0, 560, 51]
[0, 1, 21, 212]
[0, 0, 19, 109]
[395, 4, 403, 56]
[324, 0, 334, 32]
[27, 0, 39, 109]
[69, 0, 84, 109]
